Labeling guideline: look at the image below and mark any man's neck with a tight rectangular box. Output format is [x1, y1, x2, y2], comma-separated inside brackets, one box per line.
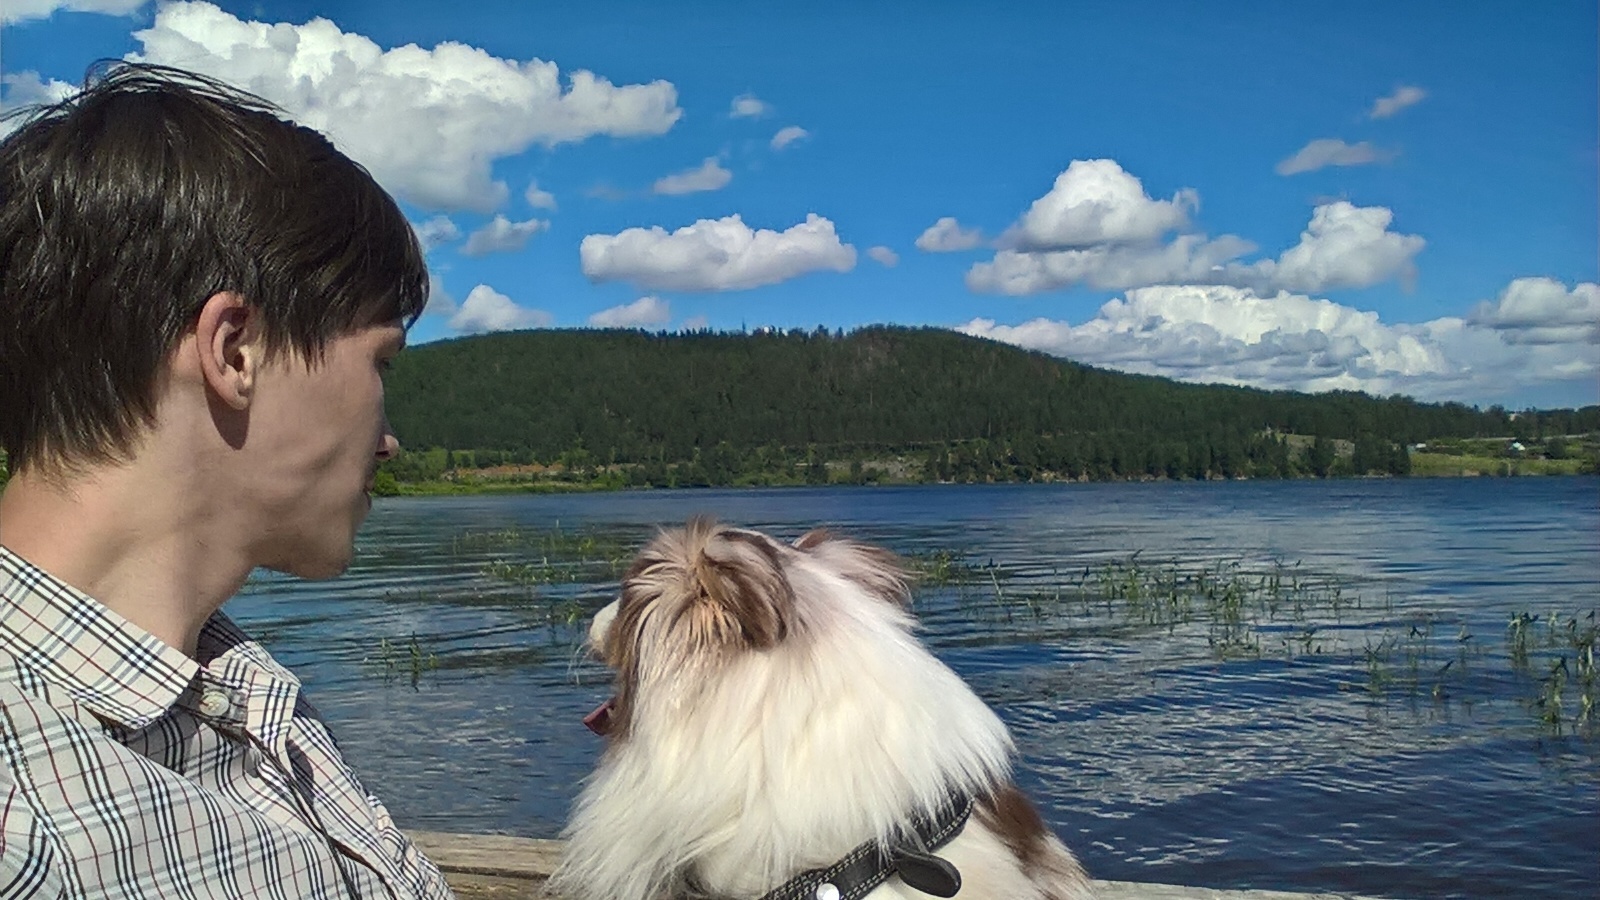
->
[0, 461, 253, 658]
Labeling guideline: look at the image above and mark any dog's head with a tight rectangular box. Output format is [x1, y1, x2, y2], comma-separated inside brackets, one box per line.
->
[584, 517, 909, 741]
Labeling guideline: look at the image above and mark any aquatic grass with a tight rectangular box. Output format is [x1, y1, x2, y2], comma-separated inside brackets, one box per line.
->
[917, 546, 1598, 739]
[905, 549, 975, 586]
[450, 523, 638, 590]
[365, 633, 439, 689]
[380, 527, 1600, 738]
[451, 522, 634, 571]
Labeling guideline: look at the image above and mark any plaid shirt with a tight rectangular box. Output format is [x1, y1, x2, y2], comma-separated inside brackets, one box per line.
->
[0, 545, 455, 899]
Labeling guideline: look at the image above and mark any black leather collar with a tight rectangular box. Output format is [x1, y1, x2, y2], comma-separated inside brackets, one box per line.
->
[751, 791, 975, 900]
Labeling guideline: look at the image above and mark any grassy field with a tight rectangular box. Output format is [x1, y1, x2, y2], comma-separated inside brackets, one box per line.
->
[1409, 452, 1586, 477]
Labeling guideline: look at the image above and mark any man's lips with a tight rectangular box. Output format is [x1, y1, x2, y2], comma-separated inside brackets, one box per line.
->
[584, 697, 616, 736]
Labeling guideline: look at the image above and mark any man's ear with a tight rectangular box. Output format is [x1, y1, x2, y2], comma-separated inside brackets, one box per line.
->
[193, 292, 262, 411]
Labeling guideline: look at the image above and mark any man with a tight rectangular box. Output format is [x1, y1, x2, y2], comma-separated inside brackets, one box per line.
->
[0, 63, 454, 897]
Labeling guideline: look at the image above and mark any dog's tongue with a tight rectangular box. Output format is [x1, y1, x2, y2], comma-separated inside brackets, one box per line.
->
[583, 697, 616, 736]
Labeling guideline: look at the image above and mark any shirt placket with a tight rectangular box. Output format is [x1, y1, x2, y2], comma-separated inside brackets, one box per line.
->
[205, 658, 406, 898]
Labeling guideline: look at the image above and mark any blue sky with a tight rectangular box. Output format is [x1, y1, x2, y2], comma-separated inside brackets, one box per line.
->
[5, 1, 1596, 409]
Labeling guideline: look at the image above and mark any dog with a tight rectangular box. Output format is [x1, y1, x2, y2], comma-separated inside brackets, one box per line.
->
[551, 518, 1094, 900]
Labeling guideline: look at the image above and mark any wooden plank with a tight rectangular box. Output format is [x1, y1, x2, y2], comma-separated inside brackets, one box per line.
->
[408, 831, 562, 880]
[407, 831, 1387, 899]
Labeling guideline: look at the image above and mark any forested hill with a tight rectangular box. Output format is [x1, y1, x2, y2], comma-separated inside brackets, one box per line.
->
[382, 326, 1595, 465]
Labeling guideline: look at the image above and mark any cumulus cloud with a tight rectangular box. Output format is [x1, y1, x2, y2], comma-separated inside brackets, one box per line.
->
[1235, 202, 1424, 294]
[1467, 278, 1600, 345]
[1000, 159, 1197, 251]
[581, 213, 856, 292]
[413, 216, 461, 252]
[959, 280, 1598, 402]
[524, 181, 557, 210]
[967, 233, 1256, 294]
[448, 284, 552, 333]
[2, 0, 143, 24]
[771, 126, 809, 150]
[916, 217, 985, 253]
[588, 296, 671, 328]
[0, 72, 77, 134]
[1370, 85, 1427, 120]
[965, 165, 1423, 296]
[730, 93, 770, 118]
[462, 215, 549, 256]
[868, 246, 900, 267]
[1276, 139, 1388, 176]
[422, 273, 460, 319]
[129, 1, 681, 211]
[652, 157, 733, 195]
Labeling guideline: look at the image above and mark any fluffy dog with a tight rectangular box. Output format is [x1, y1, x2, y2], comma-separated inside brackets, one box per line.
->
[552, 518, 1094, 900]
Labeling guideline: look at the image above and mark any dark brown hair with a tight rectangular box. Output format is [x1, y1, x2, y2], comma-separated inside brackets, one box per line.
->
[0, 62, 428, 472]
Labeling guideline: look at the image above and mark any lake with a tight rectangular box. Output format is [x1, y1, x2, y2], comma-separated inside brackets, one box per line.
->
[228, 477, 1599, 899]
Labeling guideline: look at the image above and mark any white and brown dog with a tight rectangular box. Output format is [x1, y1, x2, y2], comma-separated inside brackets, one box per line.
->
[552, 518, 1094, 900]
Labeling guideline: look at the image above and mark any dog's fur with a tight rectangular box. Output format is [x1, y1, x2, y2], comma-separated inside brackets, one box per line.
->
[552, 518, 1094, 900]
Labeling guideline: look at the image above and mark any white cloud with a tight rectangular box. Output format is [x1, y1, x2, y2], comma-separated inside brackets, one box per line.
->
[771, 126, 809, 150]
[730, 93, 770, 118]
[588, 296, 671, 328]
[1236, 202, 1424, 294]
[524, 181, 557, 210]
[1370, 85, 1427, 120]
[652, 157, 732, 196]
[680, 315, 710, 331]
[448, 284, 552, 334]
[916, 217, 985, 252]
[412, 216, 461, 252]
[461, 215, 549, 256]
[967, 233, 1255, 294]
[0, 72, 77, 134]
[129, 1, 681, 211]
[1467, 277, 1600, 345]
[959, 280, 1598, 402]
[424, 274, 456, 318]
[581, 213, 857, 292]
[967, 189, 1422, 296]
[2, 0, 143, 25]
[867, 246, 900, 267]
[1001, 159, 1197, 251]
[1276, 139, 1388, 176]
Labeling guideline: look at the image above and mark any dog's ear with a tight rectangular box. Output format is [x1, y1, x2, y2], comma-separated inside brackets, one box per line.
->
[685, 521, 793, 651]
[795, 528, 911, 609]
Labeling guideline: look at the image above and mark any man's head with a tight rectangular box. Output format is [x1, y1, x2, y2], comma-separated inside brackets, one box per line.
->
[0, 62, 428, 476]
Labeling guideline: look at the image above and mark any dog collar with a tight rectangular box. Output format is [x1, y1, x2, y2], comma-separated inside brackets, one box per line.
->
[751, 791, 974, 900]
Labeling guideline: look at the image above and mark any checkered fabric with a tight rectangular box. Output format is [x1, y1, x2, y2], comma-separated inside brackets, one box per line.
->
[0, 545, 455, 898]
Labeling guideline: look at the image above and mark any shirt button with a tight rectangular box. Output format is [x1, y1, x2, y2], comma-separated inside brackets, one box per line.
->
[198, 689, 233, 718]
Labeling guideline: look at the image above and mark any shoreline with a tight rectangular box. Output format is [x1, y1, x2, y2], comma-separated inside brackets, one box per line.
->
[379, 466, 1594, 498]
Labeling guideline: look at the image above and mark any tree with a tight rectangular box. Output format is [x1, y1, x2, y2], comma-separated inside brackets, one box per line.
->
[1309, 437, 1336, 478]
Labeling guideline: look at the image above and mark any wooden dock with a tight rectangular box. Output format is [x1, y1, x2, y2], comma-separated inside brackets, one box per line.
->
[409, 831, 1385, 900]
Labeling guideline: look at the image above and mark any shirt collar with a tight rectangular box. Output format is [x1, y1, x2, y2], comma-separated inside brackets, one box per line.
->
[0, 544, 201, 730]
[196, 610, 300, 688]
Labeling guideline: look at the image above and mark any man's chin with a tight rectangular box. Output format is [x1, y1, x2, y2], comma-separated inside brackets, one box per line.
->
[263, 546, 355, 580]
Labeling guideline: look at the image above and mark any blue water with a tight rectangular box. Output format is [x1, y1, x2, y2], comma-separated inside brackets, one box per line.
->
[228, 477, 1600, 899]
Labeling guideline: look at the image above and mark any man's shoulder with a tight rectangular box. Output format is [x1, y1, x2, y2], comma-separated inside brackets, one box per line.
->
[0, 650, 97, 731]
[0, 653, 108, 768]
